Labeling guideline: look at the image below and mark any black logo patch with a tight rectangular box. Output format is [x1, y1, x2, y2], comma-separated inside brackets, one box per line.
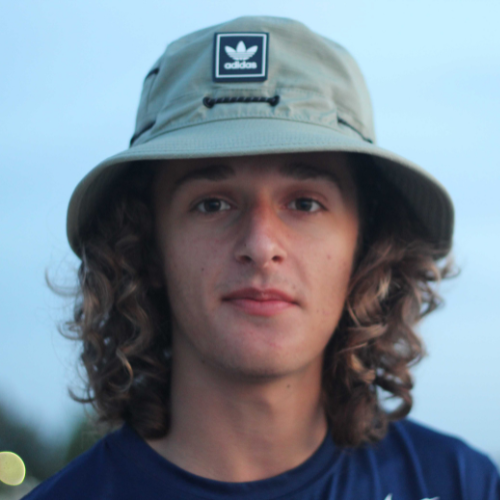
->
[213, 32, 268, 83]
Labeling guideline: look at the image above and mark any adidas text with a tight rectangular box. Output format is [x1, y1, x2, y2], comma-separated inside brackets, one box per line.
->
[224, 61, 258, 70]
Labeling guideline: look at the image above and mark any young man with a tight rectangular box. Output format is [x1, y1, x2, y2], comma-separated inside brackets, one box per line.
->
[26, 16, 499, 500]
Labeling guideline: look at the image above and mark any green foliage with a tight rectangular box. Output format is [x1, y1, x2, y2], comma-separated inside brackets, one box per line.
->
[0, 402, 64, 482]
[63, 415, 102, 465]
[0, 399, 102, 484]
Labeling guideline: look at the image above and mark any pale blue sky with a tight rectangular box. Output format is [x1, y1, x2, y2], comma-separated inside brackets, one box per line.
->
[1, 0, 499, 464]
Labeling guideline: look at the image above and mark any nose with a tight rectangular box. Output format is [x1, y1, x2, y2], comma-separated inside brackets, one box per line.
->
[234, 202, 287, 268]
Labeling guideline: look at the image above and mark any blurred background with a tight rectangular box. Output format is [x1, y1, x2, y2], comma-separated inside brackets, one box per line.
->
[1, 0, 499, 497]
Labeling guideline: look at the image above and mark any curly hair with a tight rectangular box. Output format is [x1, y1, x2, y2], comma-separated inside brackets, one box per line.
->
[61, 155, 454, 447]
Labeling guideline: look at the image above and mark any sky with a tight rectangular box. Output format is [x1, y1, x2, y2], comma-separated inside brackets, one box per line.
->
[1, 0, 499, 464]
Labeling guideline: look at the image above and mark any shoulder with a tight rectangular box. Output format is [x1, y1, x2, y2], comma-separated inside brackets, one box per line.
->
[21, 424, 172, 500]
[389, 418, 496, 465]
[22, 428, 125, 500]
[378, 418, 500, 498]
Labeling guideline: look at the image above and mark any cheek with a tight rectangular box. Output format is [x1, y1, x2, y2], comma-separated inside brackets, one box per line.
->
[161, 230, 224, 308]
[319, 256, 352, 307]
[307, 234, 357, 320]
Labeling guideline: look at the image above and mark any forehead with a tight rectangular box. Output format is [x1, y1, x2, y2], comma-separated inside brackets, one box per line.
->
[154, 152, 357, 195]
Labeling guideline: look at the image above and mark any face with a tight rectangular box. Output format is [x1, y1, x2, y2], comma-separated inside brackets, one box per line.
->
[153, 153, 359, 380]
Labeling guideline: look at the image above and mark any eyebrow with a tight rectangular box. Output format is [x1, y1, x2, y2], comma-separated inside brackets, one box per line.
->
[280, 162, 343, 188]
[171, 161, 343, 194]
[171, 164, 235, 196]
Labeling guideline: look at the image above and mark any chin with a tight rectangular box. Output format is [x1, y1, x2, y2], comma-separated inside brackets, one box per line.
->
[218, 360, 296, 382]
[209, 342, 313, 381]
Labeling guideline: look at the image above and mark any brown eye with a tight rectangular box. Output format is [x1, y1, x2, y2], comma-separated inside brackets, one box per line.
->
[288, 198, 322, 212]
[196, 198, 231, 213]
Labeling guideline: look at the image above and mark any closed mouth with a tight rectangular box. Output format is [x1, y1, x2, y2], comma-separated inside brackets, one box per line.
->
[222, 288, 297, 303]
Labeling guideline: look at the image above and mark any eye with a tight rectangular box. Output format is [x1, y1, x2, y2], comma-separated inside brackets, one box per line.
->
[195, 198, 231, 214]
[287, 197, 323, 213]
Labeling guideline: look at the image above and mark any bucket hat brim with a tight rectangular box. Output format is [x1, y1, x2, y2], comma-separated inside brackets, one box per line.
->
[67, 117, 453, 257]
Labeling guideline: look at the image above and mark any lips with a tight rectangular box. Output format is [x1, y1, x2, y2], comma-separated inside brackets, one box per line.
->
[223, 288, 297, 303]
[222, 288, 298, 317]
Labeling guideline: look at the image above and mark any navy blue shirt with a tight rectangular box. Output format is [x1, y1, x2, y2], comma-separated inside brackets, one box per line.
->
[24, 419, 500, 499]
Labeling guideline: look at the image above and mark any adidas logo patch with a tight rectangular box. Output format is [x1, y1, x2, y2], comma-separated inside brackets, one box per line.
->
[213, 32, 268, 82]
[224, 41, 258, 69]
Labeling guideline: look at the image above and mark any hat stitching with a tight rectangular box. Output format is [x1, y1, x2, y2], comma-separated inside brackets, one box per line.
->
[142, 86, 371, 140]
[133, 113, 371, 149]
[133, 115, 346, 147]
[123, 136, 378, 157]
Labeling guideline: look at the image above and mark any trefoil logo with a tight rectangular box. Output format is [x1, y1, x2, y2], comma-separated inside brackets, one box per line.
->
[224, 41, 258, 70]
[213, 32, 268, 82]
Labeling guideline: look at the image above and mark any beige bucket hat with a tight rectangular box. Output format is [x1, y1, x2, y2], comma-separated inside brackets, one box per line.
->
[67, 15, 453, 257]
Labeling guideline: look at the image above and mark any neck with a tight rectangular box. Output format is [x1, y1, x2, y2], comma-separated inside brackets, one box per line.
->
[147, 337, 328, 482]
